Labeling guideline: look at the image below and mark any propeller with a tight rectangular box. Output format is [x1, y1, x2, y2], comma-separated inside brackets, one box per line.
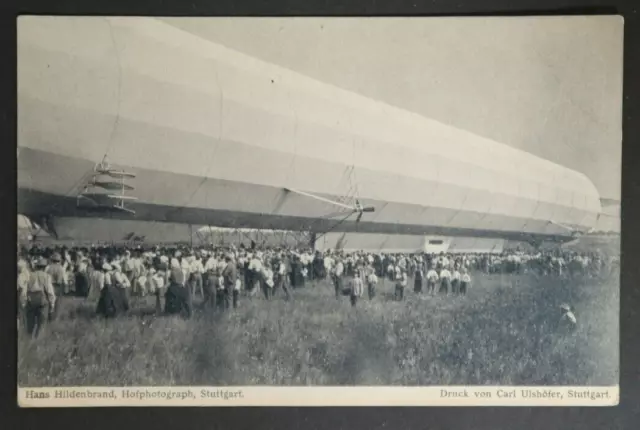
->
[284, 188, 375, 223]
[548, 220, 590, 238]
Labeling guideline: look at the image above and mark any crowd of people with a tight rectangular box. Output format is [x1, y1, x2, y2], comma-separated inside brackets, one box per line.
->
[17, 241, 618, 337]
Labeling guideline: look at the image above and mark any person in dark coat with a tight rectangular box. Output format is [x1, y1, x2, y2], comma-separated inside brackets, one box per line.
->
[74, 257, 90, 298]
[290, 255, 305, 288]
[164, 267, 192, 318]
[216, 276, 226, 311]
[414, 264, 424, 294]
[96, 263, 129, 318]
[203, 266, 218, 311]
[313, 251, 326, 280]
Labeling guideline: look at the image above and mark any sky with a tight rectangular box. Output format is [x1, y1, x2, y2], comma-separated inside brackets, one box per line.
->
[162, 16, 623, 200]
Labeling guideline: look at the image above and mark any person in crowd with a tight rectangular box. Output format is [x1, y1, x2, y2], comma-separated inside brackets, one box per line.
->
[17, 257, 31, 329]
[22, 257, 56, 337]
[414, 262, 424, 294]
[394, 266, 407, 301]
[273, 255, 291, 301]
[74, 256, 90, 298]
[386, 260, 395, 283]
[262, 264, 275, 300]
[426, 265, 439, 295]
[234, 277, 242, 307]
[247, 252, 264, 295]
[111, 262, 131, 310]
[559, 303, 577, 332]
[439, 266, 452, 295]
[460, 267, 471, 296]
[366, 263, 378, 300]
[332, 257, 344, 299]
[88, 258, 105, 301]
[139, 260, 153, 297]
[153, 261, 168, 315]
[451, 265, 461, 295]
[313, 250, 326, 280]
[292, 254, 306, 288]
[350, 271, 364, 307]
[189, 251, 205, 299]
[123, 250, 136, 289]
[164, 264, 192, 318]
[46, 252, 67, 297]
[96, 263, 129, 318]
[215, 271, 226, 311]
[324, 253, 335, 281]
[202, 262, 218, 311]
[222, 254, 238, 310]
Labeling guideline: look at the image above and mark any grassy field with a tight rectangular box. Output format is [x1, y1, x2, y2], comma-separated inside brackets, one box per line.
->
[18, 270, 619, 386]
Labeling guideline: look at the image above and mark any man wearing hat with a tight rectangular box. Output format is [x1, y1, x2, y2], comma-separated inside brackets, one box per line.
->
[24, 257, 56, 337]
[222, 254, 238, 309]
[46, 252, 67, 297]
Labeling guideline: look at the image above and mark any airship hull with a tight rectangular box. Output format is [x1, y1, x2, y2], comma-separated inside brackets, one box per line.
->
[17, 17, 602, 244]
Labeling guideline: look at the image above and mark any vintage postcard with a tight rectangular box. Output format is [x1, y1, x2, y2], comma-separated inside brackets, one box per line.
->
[17, 15, 621, 407]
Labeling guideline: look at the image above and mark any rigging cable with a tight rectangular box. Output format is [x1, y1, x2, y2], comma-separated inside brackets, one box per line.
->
[102, 18, 123, 164]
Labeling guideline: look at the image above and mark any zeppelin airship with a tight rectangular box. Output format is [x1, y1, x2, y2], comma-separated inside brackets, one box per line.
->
[17, 17, 603, 251]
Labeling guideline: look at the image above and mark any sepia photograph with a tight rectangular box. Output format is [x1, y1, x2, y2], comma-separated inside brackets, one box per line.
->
[17, 15, 621, 406]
